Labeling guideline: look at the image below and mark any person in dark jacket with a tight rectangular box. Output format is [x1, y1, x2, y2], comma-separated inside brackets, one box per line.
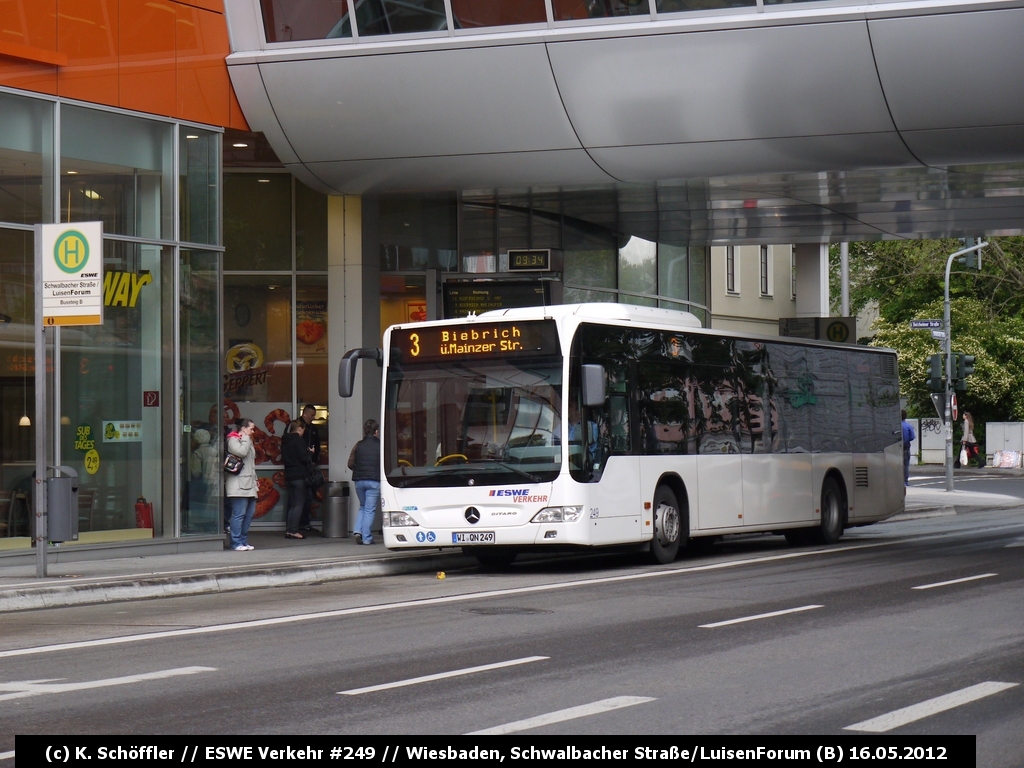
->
[298, 404, 321, 531]
[282, 419, 313, 539]
[350, 419, 380, 545]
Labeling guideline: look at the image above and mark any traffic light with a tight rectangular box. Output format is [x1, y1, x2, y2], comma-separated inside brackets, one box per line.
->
[926, 354, 944, 393]
[958, 237, 982, 270]
[954, 353, 976, 391]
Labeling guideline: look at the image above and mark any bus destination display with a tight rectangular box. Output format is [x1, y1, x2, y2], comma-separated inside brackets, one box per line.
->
[391, 321, 559, 363]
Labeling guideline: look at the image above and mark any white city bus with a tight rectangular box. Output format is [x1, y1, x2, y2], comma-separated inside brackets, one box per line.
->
[339, 304, 904, 566]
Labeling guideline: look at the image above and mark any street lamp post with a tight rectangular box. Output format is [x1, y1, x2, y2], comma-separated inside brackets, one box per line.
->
[942, 241, 986, 492]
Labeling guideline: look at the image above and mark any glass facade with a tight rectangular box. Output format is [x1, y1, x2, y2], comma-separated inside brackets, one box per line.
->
[0, 91, 53, 226]
[0, 89, 222, 548]
[61, 106, 174, 241]
[378, 190, 710, 325]
[222, 173, 330, 526]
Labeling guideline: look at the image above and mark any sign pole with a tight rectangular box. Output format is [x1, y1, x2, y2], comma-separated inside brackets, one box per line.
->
[33, 221, 103, 576]
[33, 226, 48, 578]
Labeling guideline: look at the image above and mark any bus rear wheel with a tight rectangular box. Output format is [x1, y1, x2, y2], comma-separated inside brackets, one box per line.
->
[813, 476, 845, 545]
[650, 486, 683, 564]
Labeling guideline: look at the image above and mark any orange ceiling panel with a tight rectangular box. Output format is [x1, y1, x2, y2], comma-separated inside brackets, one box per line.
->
[1, 0, 242, 128]
[57, 0, 118, 105]
[228, 77, 251, 132]
[176, 3, 229, 127]
[173, 0, 224, 11]
[0, 0, 59, 93]
[119, 0, 176, 116]
[3, 0, 59, 50]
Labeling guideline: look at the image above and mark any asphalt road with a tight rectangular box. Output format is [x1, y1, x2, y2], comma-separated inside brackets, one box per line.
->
[2, 503, 1023, 763]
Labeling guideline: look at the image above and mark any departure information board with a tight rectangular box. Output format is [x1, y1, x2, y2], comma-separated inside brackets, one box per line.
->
[390, 320, 559, 364]
[442, 281, 548, 319]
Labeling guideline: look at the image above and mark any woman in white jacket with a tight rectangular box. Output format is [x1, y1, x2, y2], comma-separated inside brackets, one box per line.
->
[225, 417, 258, 551]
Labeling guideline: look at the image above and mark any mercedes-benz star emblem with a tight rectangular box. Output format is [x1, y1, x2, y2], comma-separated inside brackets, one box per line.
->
[465, 507, 480, 524]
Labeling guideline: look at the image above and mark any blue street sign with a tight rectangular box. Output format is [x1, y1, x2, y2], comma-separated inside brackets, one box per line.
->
[910, 319, 942, 329]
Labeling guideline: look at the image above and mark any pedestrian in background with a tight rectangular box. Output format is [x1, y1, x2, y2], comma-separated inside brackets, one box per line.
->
[282, 419, 313, 539]
[901, 410, 916, 487]
[349, 419, 380, 545]
[189, 428, 219, 522]
[298, 404, 321, 532]
[226, 417, 258, 551]
[962, 411, 981, 467]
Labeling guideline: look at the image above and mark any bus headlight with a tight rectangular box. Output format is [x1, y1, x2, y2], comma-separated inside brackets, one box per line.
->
[385, 511, 419, 527]
[530, 506, 582, 523]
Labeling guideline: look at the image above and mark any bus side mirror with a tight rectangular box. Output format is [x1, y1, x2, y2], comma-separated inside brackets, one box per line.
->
[338, 348, 382, 398]
[581, 364, 606, 407]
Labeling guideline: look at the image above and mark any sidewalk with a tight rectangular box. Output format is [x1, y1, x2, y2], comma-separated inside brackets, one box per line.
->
[0, 530, 474, 613]
[1, 479, 1020, 614]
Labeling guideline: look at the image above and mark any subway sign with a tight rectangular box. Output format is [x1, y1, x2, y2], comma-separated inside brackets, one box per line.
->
[390, 321, 559, 363]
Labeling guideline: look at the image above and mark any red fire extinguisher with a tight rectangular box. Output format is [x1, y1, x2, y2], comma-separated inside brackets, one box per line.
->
[135, 496, 153, 528]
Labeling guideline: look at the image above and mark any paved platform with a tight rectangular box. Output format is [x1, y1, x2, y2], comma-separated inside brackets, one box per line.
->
[0, 479, 1020, 614]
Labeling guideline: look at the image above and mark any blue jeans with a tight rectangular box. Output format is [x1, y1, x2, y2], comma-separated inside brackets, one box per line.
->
[228, 496, 256, 548]
[354, 480, 380, 544]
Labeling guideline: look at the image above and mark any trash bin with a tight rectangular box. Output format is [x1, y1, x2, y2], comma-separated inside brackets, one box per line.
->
[323, 481, 349, 538]
[47, 467, 80, 543]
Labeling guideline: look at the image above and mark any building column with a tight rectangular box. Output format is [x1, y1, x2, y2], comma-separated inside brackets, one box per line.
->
[328, 196, 380, 528]
[794, 243, 829, 318]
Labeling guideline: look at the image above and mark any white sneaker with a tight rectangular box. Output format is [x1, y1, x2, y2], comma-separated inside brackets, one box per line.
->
[232, 545, 249, 551]
[244, 545, 255, 550]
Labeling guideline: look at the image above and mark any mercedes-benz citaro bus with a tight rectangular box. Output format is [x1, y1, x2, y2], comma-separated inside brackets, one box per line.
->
[339, 304, 904, 567]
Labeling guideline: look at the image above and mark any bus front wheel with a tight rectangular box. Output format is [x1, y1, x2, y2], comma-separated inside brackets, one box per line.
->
[814, 476, 845, 545]
[650, 486, 683, 564]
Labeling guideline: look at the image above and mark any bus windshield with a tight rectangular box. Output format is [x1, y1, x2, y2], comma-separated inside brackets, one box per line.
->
[384, 358, 563, 488]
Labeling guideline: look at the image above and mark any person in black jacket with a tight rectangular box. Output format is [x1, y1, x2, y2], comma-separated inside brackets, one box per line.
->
[298, 404, 321, 532]
[282, 419, 313, 539]
[350, 419, 380, 545]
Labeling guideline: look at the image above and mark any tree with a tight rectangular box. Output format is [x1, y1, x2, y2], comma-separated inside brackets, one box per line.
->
[830, 238, 1024, 442]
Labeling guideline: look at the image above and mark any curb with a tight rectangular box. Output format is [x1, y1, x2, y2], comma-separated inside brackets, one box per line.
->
[0, 552, 476, 613]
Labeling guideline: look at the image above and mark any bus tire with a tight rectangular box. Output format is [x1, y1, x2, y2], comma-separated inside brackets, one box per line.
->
[467, 547, 517, 569]
[650, 485, 683, 564]
[815, 476, 845, 545]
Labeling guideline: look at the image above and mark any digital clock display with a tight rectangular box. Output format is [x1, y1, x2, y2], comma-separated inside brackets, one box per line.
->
[391, 321, 559, 364]
[507, 249, 551, 271]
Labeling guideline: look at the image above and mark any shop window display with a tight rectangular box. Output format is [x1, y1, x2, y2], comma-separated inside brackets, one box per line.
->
[222, 278, 330, 525]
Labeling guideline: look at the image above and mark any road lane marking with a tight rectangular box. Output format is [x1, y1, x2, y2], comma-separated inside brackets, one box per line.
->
[699, 604, 823, 628]
[0, 752, 12, 761]
[5, 525, 1021, 660]
[844, 681, 1019, 732]
[467, 696, 655, 735]
[0, 666, 215, 702]
[911, 573, 996, 590]
[338, 656, 548, 695]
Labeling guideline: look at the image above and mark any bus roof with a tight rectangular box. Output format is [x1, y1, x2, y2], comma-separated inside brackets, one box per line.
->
[479, 303, 703, 327]
[386, 303, 896, 358]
